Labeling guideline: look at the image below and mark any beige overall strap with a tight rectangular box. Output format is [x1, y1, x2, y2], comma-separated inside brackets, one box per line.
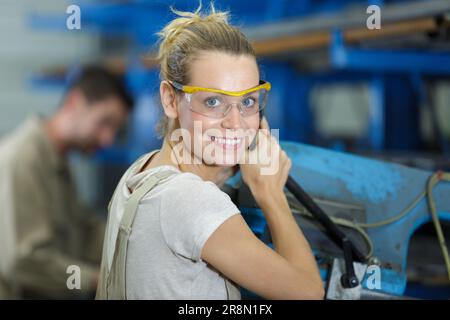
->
[225, 279, 241, 300]
[121, 170, 175, 235]
[107, 151, 159, 212]
[105, 170, 175, 299]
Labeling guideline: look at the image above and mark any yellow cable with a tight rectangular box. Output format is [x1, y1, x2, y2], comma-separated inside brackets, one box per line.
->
[286, 171, 450, 281]
[355, 190, 426, 228]
[426, 171, 450, 282]
[290, 206, 374, 259]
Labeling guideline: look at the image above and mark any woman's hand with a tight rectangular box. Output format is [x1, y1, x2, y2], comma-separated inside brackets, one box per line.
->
[240, 117, 292, 203]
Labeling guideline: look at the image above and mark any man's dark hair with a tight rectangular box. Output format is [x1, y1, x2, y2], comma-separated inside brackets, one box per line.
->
[67, 65, 134, 111]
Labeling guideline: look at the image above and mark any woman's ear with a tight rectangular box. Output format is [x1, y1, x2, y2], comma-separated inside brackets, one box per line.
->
[160, 81, 179, 120]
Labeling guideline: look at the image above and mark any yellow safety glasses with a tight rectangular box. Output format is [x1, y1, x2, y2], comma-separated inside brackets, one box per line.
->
[169, 80, 271, 119]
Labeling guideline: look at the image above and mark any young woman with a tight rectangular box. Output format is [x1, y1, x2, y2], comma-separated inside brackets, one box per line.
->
[96, 4, 324, 300]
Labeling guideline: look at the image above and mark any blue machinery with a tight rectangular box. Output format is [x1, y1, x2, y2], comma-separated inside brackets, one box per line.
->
[225, 141, 450, 299]
[28, 1, 450, 298]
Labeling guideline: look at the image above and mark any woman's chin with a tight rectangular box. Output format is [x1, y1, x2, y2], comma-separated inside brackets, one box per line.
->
[212, 150, 245, 166]
[214, 160, 238, 167]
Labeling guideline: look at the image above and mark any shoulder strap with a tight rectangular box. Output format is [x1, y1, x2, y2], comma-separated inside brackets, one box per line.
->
[99, 169, 176, 300]
[120, 170, 175, 235]
[107, 150, 160, 212]
[225, 278, 241, 300]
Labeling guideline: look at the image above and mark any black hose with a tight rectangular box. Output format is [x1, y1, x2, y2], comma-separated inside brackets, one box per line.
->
[285, 175, 366, 263]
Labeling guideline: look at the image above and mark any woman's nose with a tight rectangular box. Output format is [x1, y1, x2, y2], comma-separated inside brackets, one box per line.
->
[221, 103, 243, 129]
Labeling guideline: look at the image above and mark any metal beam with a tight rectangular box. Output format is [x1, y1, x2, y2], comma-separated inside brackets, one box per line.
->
[331, 31, 450, 75]
[244, 0, 450, 41]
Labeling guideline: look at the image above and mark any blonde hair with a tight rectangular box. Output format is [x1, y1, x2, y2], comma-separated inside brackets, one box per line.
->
[155, 2, 257, 139]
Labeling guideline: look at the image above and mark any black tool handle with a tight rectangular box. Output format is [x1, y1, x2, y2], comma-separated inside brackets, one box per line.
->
[340, 238, 360, 288]
[285, 175, 366, 263]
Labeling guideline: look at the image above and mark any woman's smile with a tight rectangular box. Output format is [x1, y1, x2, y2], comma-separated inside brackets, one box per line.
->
[208, 135, 244, 150]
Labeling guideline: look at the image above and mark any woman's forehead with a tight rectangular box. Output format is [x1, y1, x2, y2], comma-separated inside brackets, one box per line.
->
[188, 51, 259, 91]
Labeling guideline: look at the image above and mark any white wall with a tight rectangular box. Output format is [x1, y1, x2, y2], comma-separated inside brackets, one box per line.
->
[422, 82, 450, 141]
[0, 0, 100, 135]
[311, 84, 370, 138]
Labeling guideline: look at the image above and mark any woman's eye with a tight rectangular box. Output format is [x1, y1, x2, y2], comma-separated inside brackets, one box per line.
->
[243, 97, 256, 108]
[204, 98, 221, 108]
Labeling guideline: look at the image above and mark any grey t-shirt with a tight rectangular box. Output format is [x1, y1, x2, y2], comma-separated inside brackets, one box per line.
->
[105, 150, 241, 299]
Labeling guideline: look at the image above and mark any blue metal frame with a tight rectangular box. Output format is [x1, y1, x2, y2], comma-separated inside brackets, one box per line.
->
[234, 141, 450, 296]
[331, 30, 450, 75]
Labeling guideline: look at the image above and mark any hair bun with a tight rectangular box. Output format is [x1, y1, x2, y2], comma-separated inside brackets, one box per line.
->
[158, 2, 229, 47]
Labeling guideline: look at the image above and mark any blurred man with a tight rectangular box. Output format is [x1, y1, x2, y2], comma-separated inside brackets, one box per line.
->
[0, 65, 134, 299]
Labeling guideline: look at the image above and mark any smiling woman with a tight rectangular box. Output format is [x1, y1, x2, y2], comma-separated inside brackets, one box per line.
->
[96, 2, 324, 300]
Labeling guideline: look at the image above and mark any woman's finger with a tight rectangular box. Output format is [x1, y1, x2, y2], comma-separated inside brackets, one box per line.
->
[260, 116, 270, 131]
